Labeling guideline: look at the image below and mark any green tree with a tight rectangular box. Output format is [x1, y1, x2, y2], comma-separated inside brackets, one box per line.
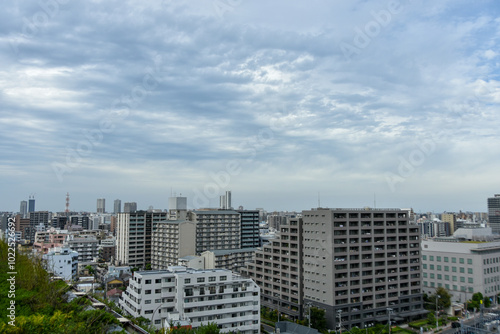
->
[310, 307, 327, 331]
[430, 287, 452, 313]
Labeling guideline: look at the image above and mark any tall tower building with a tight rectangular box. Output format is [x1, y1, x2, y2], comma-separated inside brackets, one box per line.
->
[123, 202, 138, 213]
[238, 210, 261, 248]
[219, 191, 232, 210]
[97, 198, 106, 213]
[28, 196, 35, 213]
[488, 194, 500, 234]
[116, 211, 168, 268]
[441, 213, 456, 233]
[20, 201, 28, 218]
[190, 210, 241, 254]
[114, 199, 122, 214]
[168, 196, 187, 220]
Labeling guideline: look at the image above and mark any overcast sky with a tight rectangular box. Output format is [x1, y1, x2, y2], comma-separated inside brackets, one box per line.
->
[1, 0, 499, 213]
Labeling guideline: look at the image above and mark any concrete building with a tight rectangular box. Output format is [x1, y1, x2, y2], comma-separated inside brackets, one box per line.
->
[28, 211, 51, 242]
[245, 217, 303, 321]
[20, 201, 27, 218]
[201, 248, 257, 274]
[168, 196, 187, 220]
[219, 191, 232, 210]
[64, 235, 99, 263]
[119, 266, 260, 333]
[302, 208, 423, 329]
[97, 198, 106, 213]
[14, 214, 30, 240]
[422, 236, 500, 303]
[43, 248, 79, 281]
[488, 194, 500, 234]
[123, 202, 138, 213]
[114, 199, 121, 214]
[238, 210, 260, 248]
[28, 196, 35, 213]
[442, 213, 457, 233]
[116, 211, 168, 268]
[190, 210, 241, 254]
[151, 220, 196, 269]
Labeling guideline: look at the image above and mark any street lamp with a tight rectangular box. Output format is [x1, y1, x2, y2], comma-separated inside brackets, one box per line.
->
[436, 295, 441, 330]
[387, 308, 393, 334]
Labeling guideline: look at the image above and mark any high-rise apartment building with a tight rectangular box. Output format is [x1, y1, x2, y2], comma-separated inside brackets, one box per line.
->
[123, 202, 138, 213]
[20, 201, 27, 218]
[488, 194, 500, 234]
[28, 211, 51, 242]
[97, 198, 106, 213]
[116, 211, 168, 268]
[151, 220, 196, 269]
[114, 199, 121, 214]
[238, 210, 260, 248]
[441, 213, 456, 233]
[190, 210, 241, 254]
[28, 196, 35, 213]
[301, 208, 423, 329]
[245, 217, 303, 320]
[219, 191, 232, 210]
[119, 266, 260, 333]
[168, 196, 187, 220]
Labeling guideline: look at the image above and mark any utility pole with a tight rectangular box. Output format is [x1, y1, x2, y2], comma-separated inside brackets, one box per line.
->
[436, 295, 441, 330]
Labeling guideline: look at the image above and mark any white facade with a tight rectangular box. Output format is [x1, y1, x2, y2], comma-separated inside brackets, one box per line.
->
[119, 266, 260, 333]
[422, 239, 500, 303]
[43, 248, 79, 281]
[64, 235, 99, 262]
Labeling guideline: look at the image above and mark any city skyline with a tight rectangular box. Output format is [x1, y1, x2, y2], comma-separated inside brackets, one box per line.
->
[2, 1, 499, 214]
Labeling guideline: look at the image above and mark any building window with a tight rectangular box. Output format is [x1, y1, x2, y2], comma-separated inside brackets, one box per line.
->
[437, 274, 442, 279]
[423, 273, 428, 278]
[444, 266, 449, 271]
[452, 276, 457, 282]
[460, 277, 465, 283]
[445, 275, 449, 280]
[197, 277, 205, 283]
[468, 278, 473, 283]
[459, 258, 465, 264]
[437, 265, 442, 271]
[437, 256, 441, 262]
[460, 268, 465, 273]
[430, 265, 434, 270]
[185, 279, 191, 284]
[444, 257, 449, 262]
[423, 255, 427, 260]
[452, 267, 457, 273]
[430, 273, 435, 279]
[145, 300, 151, 304]
[155, 289, 161, 294]
[423, 264, 427, 269]
[145, 290, 151, 294]
[452, 258, 456, 263]
[430, 256, 434, 261]
[467, 259, 472, 265]
[468, 268, 473, 274]
[220, 276, 227, 281]
[209, 277, 216, 282]
[145, 280, 151, 284]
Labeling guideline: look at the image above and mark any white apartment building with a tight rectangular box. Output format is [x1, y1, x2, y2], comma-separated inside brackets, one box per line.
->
[64, 235, 99, 262]
[43, 248, 79, 281]
[119, 266, 260, 333]
[422, 237, 500, 303]
[151, 220, 196, 269]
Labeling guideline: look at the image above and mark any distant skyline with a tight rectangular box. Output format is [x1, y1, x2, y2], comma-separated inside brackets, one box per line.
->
[1, 1, 499, 214]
